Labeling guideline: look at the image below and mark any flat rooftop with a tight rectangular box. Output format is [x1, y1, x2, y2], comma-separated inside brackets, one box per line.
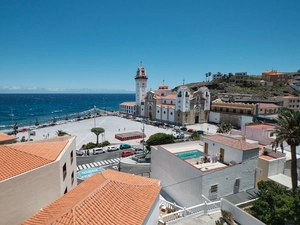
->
[161, 141, 227, 172]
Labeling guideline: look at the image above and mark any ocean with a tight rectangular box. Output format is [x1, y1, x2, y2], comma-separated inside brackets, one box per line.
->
[0, 93, 135, 131]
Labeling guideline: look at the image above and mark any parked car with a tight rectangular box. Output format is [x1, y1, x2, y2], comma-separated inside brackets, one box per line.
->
[76, 150, 84, 156]
[187, 129, 194, 133]
[173, 132, 184, 139]
[134, 148, 144, 154]
[197, 130, 204, 135]
[121, 150, 134, 157]
[107, 146, 119, 152]
[93, 148, 105, 155]
[180, 127, 187, 131]
[120, 143, 131, 149]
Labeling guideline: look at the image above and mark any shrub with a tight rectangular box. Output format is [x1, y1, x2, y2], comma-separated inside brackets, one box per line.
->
[86, 142, 96, 149]
[97, 140, 110, 147]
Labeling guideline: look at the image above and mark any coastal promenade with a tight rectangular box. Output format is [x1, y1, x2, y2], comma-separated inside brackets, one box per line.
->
[12, 115, 218, 149]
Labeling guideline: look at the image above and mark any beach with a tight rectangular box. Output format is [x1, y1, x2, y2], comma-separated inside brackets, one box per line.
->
[13, 115, 218, 149]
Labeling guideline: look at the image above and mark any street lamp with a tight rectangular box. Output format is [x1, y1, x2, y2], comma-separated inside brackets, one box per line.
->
[94, 106, 96, 128]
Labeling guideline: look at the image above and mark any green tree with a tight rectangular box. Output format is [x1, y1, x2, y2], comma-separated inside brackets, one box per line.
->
[190, 131, 200, 140]
[146, 133, 175, 150]
[91, 127, 105, 146]
[56, 130, 68, 136]
[217, 122, 233, 134]
[251, 181, 294, 224]
[273, 108, 300, 194]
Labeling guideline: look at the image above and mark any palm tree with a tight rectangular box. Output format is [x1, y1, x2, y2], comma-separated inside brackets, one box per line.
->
[208, 72, 211, 82]
[273, 109, 300, 194]
[35, 118, 39, 126]
[91, 127, 105, 146]
[205, 73, 208, 82]
[56, 130, 68, 136]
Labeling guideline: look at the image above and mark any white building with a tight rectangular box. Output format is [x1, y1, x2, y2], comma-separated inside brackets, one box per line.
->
[120, 64, 211, 125]
[0, 136, 77, 225]
[150, 134, 260, 207]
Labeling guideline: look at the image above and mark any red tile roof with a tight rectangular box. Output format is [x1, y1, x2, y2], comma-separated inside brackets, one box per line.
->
[257, 103, 281, 108]
[0, 136, 73, 181]
[246, 124, 275, 130]
[0, 145, 52, 181]
[9, 136, 71, 161]
[204, 134, 258, 151]
[22, 170, 161, 225]
[0, 132, 18, 143]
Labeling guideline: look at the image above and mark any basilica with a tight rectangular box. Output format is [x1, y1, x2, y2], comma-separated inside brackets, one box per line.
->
[119, 64, 211, 126]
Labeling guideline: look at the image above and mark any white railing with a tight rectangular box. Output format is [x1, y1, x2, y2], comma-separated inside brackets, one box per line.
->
[159, 200, 221, 224]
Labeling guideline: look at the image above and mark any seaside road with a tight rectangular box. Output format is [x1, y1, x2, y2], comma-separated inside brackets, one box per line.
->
[13, 115, 218, 150]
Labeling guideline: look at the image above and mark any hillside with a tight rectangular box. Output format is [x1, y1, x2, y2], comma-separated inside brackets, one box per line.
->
[174, 79, 299, 101]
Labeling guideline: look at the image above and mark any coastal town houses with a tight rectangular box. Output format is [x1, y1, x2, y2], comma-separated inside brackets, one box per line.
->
[271, 95, 300, 110]
[262, 70, 289, 86]
[150, 134, 260, 207]
[209, 98, 282, 128]
[0, 136, 77, 225]
[120, 64, 211, 126]
[22, 170, 161, 225]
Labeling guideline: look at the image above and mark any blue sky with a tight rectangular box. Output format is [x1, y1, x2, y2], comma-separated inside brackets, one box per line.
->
[0, 0, 299, 93]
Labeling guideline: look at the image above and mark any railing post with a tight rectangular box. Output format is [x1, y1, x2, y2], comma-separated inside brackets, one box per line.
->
[220, 197, 223, 210]
[184, 207, 187, 217]
[204, 201, 208, 215]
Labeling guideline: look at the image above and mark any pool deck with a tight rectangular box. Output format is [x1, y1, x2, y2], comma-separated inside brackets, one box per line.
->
[163, 141, 228, 172]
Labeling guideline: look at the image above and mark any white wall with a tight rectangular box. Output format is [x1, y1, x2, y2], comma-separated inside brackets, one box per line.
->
[151, 145, 205, 207]
[144, 195, 160, 225]
[221, 199, 265, 225]
[169, 109, 175, 123]
[156, 106, 161, 120]
[209, 112, 220, 124]
[161, 108, 168, 121]
[0, 162, 61, 225]
[205, 139, 243, 164]
[241, 115, 253, 127]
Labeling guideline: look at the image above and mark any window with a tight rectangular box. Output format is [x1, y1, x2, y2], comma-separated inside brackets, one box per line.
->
[170, 112, 173, 115]
[226, 108, 229, 112]
[240, 110, 243, 114]
[247, 110, 251, 115]
[64, 187, 68, 194]
[164, 111, 166, 114]
[71, 171, 74, 185]
[70, 151, 74, 164]
[233, 109, 236, 113]
[210, 184, 218, 199]
[157, 110, 160, 113]
[234, 178, 240, 194]
[63, 163, 67, 181]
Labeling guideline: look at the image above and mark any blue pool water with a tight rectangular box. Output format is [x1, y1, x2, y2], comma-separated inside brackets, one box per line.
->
[176, 150, 205, 160]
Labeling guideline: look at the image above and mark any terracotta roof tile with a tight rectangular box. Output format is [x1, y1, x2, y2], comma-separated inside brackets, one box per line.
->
[204, 134, 259, 151]
[9, 136, 71, 161]
[0, 145, 52, 181]
[0, 132, 18, 143]
[0, 136, 74, 181]
[246, 124, 275, 130]
[22, 170, 161, 225]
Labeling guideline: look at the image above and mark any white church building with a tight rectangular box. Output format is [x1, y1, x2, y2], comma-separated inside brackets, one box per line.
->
[119, 64, 211, 126]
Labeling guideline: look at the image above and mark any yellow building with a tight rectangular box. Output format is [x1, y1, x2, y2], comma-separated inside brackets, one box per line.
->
[262, 70, 288, 85]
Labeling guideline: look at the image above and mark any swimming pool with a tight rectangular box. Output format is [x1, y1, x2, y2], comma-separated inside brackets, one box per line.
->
[176, 150, 205, 160]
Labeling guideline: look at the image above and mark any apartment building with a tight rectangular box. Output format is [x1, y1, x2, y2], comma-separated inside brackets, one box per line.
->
[0, 136, 77, 225]
[150, 136, 260, 207]
[229, 72, 248, 84]
[262, 70, 288, 85]
[271, 95, 300, 110]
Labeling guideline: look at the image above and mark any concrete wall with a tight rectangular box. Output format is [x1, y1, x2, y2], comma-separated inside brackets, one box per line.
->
[209, 111, 220, 124]
[205, 139, 243, 164]
[150, 145, 205, 207]
[144, 194, 160, 225]
[221, 198, 265, 225]
[0, 162, 61, 225]
[241, 115, 253, 127]
[202, 155, 257, 200]
[57, 137, 77, 194]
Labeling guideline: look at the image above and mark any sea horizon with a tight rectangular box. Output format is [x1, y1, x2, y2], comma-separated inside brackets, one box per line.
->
[0, 93, 135, 132]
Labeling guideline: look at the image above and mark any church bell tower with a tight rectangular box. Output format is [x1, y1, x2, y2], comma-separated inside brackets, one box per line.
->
[135, 63, 148, 107]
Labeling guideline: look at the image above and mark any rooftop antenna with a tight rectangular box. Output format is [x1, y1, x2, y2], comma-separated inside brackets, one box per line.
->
[163, 79, 165, 85]
[183, 79, 185, 85]
[140, 61, 142, 66]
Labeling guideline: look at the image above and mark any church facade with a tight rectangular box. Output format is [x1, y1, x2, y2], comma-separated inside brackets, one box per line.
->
[119, 64, 211, 126]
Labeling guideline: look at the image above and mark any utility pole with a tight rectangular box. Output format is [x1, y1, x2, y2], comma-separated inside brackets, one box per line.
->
[94, 106, 96, 128]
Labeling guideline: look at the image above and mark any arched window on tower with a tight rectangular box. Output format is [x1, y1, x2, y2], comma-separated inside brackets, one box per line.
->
[178, 91, 182, 97]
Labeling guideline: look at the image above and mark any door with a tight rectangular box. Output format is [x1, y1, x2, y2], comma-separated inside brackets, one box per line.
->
[195, 115, 199, 123]
[204, 143, 208, 154]
[220, 148, 224, 163]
